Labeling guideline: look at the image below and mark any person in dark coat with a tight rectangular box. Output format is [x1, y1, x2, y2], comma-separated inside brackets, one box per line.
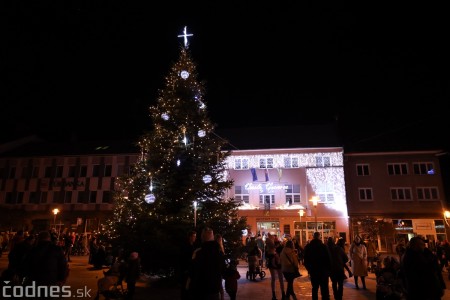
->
[23, 231, 68, 286]
[188, 227, 226, 300]
[304, 232, 332, 300]
[401, 236, 446, 300]
[125, 252, 141, 300]
[327, 237, 348, 300]
[180, 230, 197, 300]
[223, 260, 241, 300]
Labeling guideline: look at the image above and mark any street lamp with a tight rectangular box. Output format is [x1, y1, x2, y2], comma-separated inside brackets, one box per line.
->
[310, 196, 319, 231]
[193, 201, 198, 228]
[52, 208, 59, 229]
[444, 210, 450, 226]
[298, 209, 304, 246]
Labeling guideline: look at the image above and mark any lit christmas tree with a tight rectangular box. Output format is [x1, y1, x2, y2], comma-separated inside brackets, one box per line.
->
[105, 27, 247, 275]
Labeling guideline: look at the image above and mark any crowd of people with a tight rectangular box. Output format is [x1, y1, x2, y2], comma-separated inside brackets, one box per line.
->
[179, 228, 448, 300]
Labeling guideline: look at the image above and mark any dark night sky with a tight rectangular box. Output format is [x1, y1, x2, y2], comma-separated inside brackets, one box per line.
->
[2, 1, 449, 150]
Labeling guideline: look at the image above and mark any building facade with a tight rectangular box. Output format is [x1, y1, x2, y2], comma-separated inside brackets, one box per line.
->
[345, 150, 449, 252]
[1, 137, 449, 251]
[224, 147, 349, 245]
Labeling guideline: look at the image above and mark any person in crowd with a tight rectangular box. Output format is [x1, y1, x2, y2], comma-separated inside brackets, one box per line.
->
[280, 239, 300, 300]
[9, 230, 24, 253]
[293, 238, 304, 265]
[349, 235, 368, 290]
[64, 231, 76, 262]
[401, 236, 446, 300]
[376, 256, 403, 300]
[336, 238, 353, 278]
[188, 227, 226, 300]
[23, 231, 68, 286]
[436, 240, 450, 272]
[124, 251, 141, 300]
[327, 237, 348, 300]
[7, 234, 36, 284]
[395, 238, 406, 261]
[304, 232, 331, 300]
[366, 237, 378, 272]
[256, 233, 265, 267]
[247, 241, 262, 281]
[215, 233, 226, 300]
[223, 260, 240, 300]
[266, 234, 286, 300]
[180, 230, 197, 300]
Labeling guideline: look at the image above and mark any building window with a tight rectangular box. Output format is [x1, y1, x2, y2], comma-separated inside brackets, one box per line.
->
[92, 165, 100, 177]
[417, 187, 439, 201]
[79, 166, 87, 177]
[65, 191, 73, 203]
[102, 191, 112, 203]
[413, 162, 435, 175]
[358, 188, 373, 201]
[77, 191, 88, 203]
[356, 164, 370, 176]
[40, 192, 48, 203]
[32, 167, 40, 178]
[259, 158, 273, 169]
[234, 158, 249, 170]
[68, 166, 76, 177]
[17, 192, 24, 204]
[45, 166, 52, 178]
[284, 157, 299, 168]
[259, 194, 275, 205]
[21, 167, 30, 179]
[316, 156, 331, 167]
[234, 186, 249, 203]
[387, 163, 408, 175]
[5, 192, 14, 204]
[89, 191, 97, 203]
[55, 166, 63, 178]
[318, 193, 335, 204]
[8, 167, 16, 179]
[29, 192, 39, 204]
[390, 188, 412, 201]
[104, 165, 112, 177]
[285, 184, 300, 204]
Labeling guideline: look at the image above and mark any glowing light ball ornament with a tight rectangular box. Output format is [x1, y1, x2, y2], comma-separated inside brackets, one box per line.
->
[203, 175, 212, 184]
[161, 113, 169, 120]
[198, 130, 206, 137]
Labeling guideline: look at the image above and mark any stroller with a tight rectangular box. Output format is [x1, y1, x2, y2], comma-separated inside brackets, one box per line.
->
[246, 255, 266, 281]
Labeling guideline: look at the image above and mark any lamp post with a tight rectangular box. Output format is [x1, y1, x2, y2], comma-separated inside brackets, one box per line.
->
[298, 209, 304, 246]
[444, 210, 450, 226]
[52, 208, 59, 229]
[193, 201, 198, 228]
[311, 196, 319, 231]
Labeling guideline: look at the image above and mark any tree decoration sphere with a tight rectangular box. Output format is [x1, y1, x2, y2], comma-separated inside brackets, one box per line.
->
[198, 129, 206, 137]
[180, 70, 189, 79]
[145, 193, 155, 204]
[203, 174, 212, 184]
[161, 113, 169, 120]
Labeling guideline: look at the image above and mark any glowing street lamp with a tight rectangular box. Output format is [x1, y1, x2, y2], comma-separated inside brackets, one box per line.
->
[193, 201, 198, 228]
[52, 208, 60, 229]
[444, 210, 450, 226]
[299, 209, 304, 246]
[310, 196, 319, 231]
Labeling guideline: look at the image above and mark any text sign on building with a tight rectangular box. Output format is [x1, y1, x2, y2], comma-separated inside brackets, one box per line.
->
[245, 182, 288, 193]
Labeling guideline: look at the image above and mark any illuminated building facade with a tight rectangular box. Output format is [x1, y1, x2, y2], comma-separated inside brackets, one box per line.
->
[224, 146, 349, 245]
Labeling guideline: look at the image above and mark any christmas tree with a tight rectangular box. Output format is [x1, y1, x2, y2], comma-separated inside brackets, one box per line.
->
[104, 27, 247, 275]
